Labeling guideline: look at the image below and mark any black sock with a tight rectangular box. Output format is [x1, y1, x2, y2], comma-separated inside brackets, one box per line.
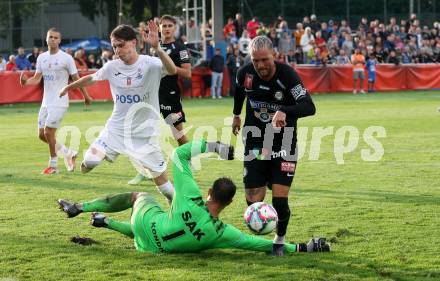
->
[272, 197, 290, 237]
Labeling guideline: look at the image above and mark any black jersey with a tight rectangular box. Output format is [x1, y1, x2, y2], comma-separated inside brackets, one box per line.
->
[233, 62, 315, 152]
[159, 41, 190, 96]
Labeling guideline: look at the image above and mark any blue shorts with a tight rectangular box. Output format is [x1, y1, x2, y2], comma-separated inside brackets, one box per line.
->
[368, 72, 376, 82]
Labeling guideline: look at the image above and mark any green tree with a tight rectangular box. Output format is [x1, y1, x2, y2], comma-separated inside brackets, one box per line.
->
[76, 0, 154, 35]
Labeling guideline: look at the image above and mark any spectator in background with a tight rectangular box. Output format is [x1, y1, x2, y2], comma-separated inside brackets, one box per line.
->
[328, 48, 338, 64]
[302, 16, 311, 29]
[65, 48, 73, 57]
[233, 13, 244, 37]
[6, 55, 17, 71]
[278, 31, 294, 56]
[226, 46, 242, 96]
[359, 17, 369, 32]
[294, 23, 305, 49]
[186, 19, 200, 43]
[338, 19, 352, 35]
[137, 21, 151, 55]
[0, 55, 6, 71]
[267, 28, 279, 51]
[86, 54, 99, 69]
[417, 48, 434, 63]
[401, 46, 413, 63]
[277, 20, 290, 35]
[386, 50, 400, 65]
[320, 22, 330, 41]
[300, 27, 314, 63]
[374, 45, 386, 63]
[210, 48, 224, 99]
[74, 50, 88, 71]
[326, 32, 339, 50]
[351, 48, 366, 94]
[342, 33, 354, 56]
[27, 47, 40, 70]
[310, 14, 320, 33]
[16, 47, 32, 70]
[223, 18, 235, 42]
[246, 16, 259, 39]
[96, 49, 112, 68]
[238, 30, 251, 56]
[286, 49, 296, 65]
[315, 31, 328, 57]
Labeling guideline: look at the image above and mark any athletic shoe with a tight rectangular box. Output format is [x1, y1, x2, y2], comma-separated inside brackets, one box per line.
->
[128, 174, 147, 185]
[360, 90, 366, 94]
[64, 151, 78, 172]
[215, 141, 235, 160]
[90, 212, 108, 227]
[41, 166, 58, 174]
[271, 243, 285, 256]
[353, 89, 357, 94]
[58, 199, 82, 218]
[306, 237, 330, 252]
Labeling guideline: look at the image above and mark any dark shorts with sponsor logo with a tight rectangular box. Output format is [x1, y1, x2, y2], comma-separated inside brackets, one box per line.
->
[243, 147, 297, 189]
[160, 100, 186, 126]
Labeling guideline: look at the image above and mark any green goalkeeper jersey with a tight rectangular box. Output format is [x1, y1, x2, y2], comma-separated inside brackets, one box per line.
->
[132, 140, 297, 254]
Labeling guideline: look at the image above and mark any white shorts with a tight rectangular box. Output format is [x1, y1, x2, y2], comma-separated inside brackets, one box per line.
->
[88, 128, 167, 177]
[38, 106, 67, 129]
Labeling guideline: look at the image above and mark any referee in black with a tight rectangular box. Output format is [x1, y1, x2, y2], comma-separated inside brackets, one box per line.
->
[129, 15, 192, 185]
[232, 36, 316, 256]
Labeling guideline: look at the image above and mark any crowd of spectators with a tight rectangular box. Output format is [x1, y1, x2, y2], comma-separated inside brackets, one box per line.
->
[222, 12, 440, 66]
[3, 12, 440, 73]
[0, 45, 115, 72]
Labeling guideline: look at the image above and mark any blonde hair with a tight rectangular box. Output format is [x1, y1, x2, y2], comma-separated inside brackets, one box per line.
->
[249, 36, 273, 55]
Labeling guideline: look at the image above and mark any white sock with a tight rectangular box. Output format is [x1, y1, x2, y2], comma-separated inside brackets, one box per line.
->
[273, 235, 285, 245]
[56, 143, 71, 157]
[157, 181, 174, 201]
[49, 157, 57, 168]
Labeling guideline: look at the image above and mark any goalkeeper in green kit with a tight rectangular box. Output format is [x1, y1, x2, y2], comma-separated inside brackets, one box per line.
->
[58, 140, 329, 254]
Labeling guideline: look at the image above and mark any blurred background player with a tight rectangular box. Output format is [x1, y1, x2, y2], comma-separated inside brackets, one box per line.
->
[58, 22, 177, 203]
[58, 140, 329, 254]
[20, 27, 92, 174]
[128, 15, 192, 185]
[232, 36, 316, 256]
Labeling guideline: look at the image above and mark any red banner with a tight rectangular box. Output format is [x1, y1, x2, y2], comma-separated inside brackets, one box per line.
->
[1, 64, 439, 104]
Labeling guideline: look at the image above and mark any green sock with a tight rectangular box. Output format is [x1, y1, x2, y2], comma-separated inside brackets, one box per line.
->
[82, 193, 133, 213]
[107, 219, 134, 238]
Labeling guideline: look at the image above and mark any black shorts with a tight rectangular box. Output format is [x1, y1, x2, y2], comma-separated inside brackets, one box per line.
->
[243, 147, 297, 189]
[160, 101, 186, 126]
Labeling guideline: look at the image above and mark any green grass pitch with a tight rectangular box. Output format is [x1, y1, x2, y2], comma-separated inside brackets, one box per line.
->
[1, 92, 439, 281]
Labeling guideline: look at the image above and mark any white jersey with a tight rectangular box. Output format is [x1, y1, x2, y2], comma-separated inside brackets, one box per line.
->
[92, 55, 166, 138]
[36, 50, 78, 108]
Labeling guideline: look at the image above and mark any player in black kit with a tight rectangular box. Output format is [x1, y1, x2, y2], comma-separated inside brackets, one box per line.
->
[129, 15, 192, 185]
[232, 36, 316, 256]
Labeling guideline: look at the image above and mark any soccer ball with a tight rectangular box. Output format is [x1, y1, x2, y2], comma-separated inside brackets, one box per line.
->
[244, 202, 278, 235]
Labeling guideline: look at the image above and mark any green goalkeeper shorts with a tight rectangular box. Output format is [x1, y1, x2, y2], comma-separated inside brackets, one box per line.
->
[131, 193, 165, 253]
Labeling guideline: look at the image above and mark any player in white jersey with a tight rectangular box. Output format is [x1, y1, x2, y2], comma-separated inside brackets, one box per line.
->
[20, 27, 92, 174]
[58, 22, 177, 202]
